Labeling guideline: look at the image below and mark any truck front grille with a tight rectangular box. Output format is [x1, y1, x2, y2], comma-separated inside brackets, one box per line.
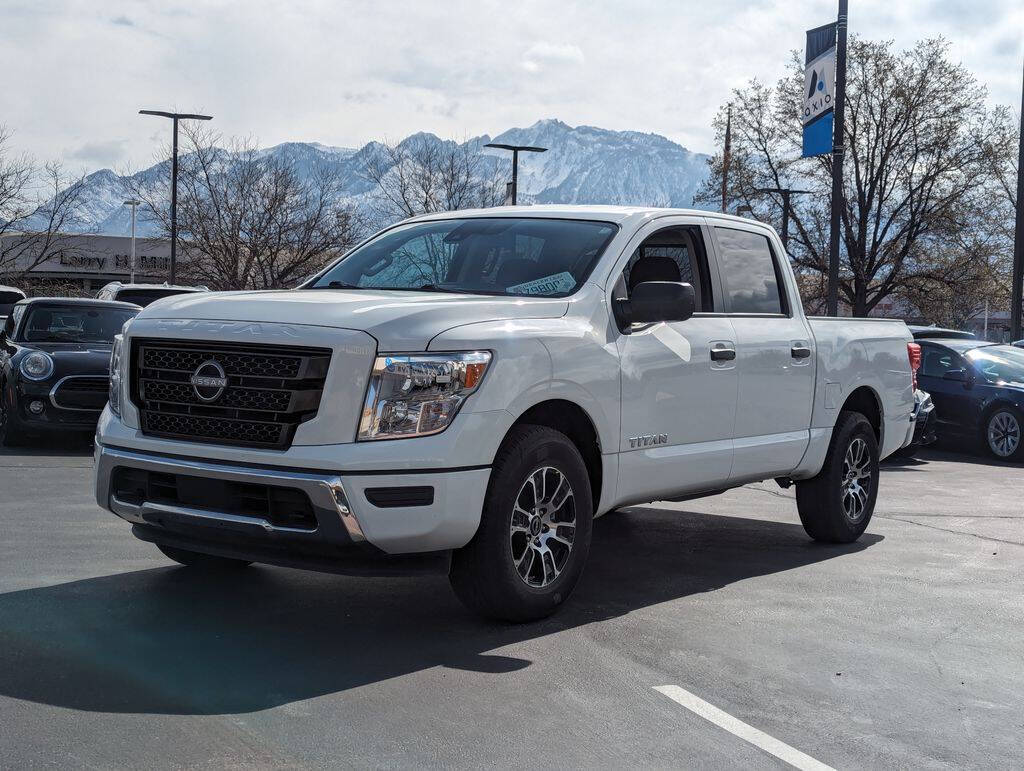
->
[132, 339, 332, 449]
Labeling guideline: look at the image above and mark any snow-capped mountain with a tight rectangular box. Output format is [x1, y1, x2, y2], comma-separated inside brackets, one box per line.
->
[37, 120, 710, 236]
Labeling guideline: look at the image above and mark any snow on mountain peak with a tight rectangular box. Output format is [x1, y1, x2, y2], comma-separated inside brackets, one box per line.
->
[31, 121, 711, 236]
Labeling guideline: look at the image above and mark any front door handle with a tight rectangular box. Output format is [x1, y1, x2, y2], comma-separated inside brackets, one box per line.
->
[710, 347, 736, 362]
[791, 345, 812, 359]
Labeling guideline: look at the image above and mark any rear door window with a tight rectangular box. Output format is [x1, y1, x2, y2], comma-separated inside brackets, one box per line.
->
[713, 228, 785, 314]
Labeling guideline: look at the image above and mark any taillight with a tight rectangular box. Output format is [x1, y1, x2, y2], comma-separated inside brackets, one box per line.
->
[907, 342, 921, 391]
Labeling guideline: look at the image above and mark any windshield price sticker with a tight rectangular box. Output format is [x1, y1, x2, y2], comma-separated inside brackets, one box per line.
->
[507, 272, 576, 296]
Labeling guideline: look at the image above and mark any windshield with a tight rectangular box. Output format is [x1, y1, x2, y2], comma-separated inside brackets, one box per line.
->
[966, 346, 1024, 386]
[21, 305, 137, 344]
[115, 288, 195, 307]
[309, 217, 618, 297]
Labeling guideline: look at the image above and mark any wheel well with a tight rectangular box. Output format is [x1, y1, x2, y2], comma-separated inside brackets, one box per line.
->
[508, 400, 602, 512]
[841, 386, 882, 441]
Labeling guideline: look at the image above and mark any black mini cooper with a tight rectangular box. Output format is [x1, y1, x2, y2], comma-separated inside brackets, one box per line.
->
[0, 297, 140, 445]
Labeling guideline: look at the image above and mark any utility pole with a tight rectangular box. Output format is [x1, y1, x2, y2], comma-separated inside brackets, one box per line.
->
[722, 106, 732, 214]
[1011, 56, 1024, 340]
[139, 110, 213, 284]
[123, 199, 141, 284]
[826, 0, 848, 316]
[755, 188, 811, 251]
[484, 143, 547, 205]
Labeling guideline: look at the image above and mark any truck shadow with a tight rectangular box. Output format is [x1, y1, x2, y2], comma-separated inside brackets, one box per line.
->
[0, 508, 881, 715]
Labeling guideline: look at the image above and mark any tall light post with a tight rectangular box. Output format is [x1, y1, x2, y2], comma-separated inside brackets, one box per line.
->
[122, 199, 141, 284]
[139, 110, 213, 284]
[1010, 56, 1024, 341]
[755, 188, 812, 252]
[826, 0, 849, 316]
[484, 143, 547, 205]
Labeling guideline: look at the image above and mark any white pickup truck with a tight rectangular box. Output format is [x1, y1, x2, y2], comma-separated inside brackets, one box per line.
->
[94, 206, 917, 620]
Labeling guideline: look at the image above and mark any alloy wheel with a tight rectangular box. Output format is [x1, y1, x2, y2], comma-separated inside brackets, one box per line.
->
[987, 411, 1021, 458]
[509, 466, 576, 588]
[841, 437, 872, 523]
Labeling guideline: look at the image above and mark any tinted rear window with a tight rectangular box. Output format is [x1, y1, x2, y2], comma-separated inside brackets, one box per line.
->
[714, 228, 784, 314]
[115, 288, 194, 307]
[0, 291, 24, 317]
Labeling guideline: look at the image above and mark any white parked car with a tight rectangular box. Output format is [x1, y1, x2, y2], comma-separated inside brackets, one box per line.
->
[94, 206, 917, 620]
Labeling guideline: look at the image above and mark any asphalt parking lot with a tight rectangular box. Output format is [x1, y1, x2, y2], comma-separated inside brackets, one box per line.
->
[1, 440, 1021, 769]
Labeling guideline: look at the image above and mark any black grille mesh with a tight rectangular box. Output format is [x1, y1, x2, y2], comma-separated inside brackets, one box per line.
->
[52, 376, 110, 410]
[142, 380, 293, 412]
[142, 347, 304, 378]
[142, 412, 285, 446]
[132, 339, 331, 449]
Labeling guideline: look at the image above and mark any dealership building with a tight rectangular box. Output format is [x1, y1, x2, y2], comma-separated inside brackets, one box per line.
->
[0, 233, 175, 294]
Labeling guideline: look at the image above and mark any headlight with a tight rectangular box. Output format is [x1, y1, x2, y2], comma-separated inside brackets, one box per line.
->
[358, 352, 491, 441]
[20, 352, 54, 381]
[108, 334, 124, 417]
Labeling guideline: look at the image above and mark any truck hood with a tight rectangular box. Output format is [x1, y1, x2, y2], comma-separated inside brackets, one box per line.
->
[138, 289, 569, 351]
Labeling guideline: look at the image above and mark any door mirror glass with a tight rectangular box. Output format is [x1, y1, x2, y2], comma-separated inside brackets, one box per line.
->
[624, 281, 695, 324]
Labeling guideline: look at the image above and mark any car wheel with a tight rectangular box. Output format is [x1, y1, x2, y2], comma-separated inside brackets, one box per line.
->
[156, 544, 252, 569]
[983, 407, 1023, 461]
[449, 425, 593, 622]
[796, 411, 879, 543]
[0, 383, 24, 448]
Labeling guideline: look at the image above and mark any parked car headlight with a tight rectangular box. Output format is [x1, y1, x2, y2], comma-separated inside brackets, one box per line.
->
[358, 352, 491, 441]
[20, 351, 54, 381]
[108, 334, 124, 417]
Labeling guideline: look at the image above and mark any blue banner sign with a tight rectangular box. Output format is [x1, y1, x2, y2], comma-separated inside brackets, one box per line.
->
[802, 22, 837, 157]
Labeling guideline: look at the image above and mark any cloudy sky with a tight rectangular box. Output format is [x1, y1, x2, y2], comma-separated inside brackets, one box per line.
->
[1, 0, 1020, 173]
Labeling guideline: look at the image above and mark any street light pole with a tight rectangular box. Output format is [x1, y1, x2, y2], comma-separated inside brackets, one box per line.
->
[1010, 56, 1024, 341]
[484, 143, 547, 205]
[826, 0, 849, 316]
[123, 199, 141, 283]
[139, 110, 213, 284]
[755, 188, 812, 251]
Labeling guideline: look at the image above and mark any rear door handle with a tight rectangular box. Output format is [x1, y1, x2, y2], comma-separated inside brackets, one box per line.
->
[791, 346, 812, 359]
[710, 347, 736, 362]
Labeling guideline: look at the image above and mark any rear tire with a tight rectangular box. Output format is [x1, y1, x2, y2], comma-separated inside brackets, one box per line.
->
[981, 406, 1023, 462]
[450, 425, 593, 622]
[156, 544, 252, 569]
[796, 411, 879, 543]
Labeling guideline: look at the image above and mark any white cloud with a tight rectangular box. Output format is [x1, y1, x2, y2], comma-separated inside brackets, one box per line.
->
[521, 42, 586, 73]
[0, 0, 1018, 172]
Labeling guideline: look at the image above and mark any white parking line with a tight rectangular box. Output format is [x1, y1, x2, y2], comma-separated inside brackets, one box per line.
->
[653, 685, 835, 771]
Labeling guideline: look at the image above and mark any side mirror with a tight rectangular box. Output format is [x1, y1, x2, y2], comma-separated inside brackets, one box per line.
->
[617, 281, 695, 326]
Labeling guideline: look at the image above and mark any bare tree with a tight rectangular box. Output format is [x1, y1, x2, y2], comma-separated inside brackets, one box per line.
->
[696, 38, 1015, 317]
[361, 136, 508, 224]
[0, 127, 85, 284]
[127, 125, 363, 290]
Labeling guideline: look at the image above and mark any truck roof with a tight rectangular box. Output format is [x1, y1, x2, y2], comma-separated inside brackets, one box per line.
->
[406, 204, 773, 230]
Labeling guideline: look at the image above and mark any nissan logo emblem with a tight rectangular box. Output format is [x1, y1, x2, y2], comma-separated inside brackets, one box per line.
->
[190, 360, 228, 402]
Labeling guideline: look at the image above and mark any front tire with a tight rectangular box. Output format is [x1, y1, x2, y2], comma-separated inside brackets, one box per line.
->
[982, 407, 1023, 461]
[796, 411, 879, 543]
[450, 425, 593, 622]
[156, 544, 252, 570]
